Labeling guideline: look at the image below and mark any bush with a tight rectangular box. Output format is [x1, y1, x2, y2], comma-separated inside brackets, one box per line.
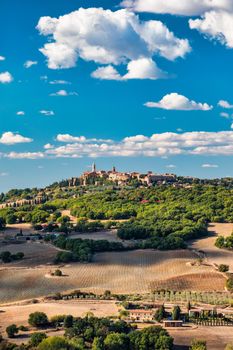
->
[38, 336, 71, 350]
[64, 315, 73, 328]
[6, 324, 18, 338]
[54, 269, 62, 277]
[190, 339, 207, 350]
[30, 332, 47, 346]
[28, 312, 49, 328]
[226, 278, 233, 292]
[218, 264, 229, 273]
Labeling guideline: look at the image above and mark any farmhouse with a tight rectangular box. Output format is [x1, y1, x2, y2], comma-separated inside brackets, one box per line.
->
[128, 309, 155, 322]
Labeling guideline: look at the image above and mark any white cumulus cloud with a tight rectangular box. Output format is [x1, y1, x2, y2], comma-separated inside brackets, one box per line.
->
[145, 93, 213, 111]
[0, 72, 13, 83]
[37, 7, 190, 77]
[24, 60, 38, 68]
[218, 100, 233, 109]
[189, 10, 233, 48]
[0, 56, 5, 61]
[91, 58, 165, 81]
[0, 132, 33, 145]
[121, 0, 233, 16]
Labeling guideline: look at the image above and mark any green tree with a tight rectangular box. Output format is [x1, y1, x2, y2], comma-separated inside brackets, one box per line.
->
[172, 306, 181, 321]
[154, 305, 166, 322]
[38, 336, 73, 350]
[28, 312, 48, 328]
[0, 251, 11, 263]
[92, 337, 104, 350]
[104, 333, 129, 350]
[190, 339, 207, 350]
[6, 324, 18, 338]
[30, 332, 47, 346]
[64, 315, 74, 328]
[218, 264, 229, 272]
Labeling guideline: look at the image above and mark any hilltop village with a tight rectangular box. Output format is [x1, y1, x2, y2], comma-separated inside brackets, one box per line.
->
[68, 163, 194, 187]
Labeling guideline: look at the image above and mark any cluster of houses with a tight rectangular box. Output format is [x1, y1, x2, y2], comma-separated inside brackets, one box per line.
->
[78, 163, 179, 186]
[125, 303, 233, 328]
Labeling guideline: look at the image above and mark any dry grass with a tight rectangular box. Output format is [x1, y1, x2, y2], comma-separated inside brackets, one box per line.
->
[0, 249, 222, 303]
[170, 325, 233, 350]
[190, 223, 233, 272]
[0, 242, 59, 267]
[150, 272, 225, 292]
[0, 300, 118, 336]
[70, 229, 123, 242]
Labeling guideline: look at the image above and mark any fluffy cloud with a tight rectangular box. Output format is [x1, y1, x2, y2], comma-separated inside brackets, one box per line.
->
[37, 7, 190, 76]
[121, 0, 233, 16]
[0, 56, 5, 61]
[39, 110, 55, 116]
[218, 100, 233, 109]
[50, 89, 78, 96]
[0, 132, 33, 145]
[0, 71, 13, 83]
[91, 58, 165, 80]
[16, 111, 25, 116]
[44, 143, 54, 149]
[121, 1, 233, 50]
[6, 152, 44, 159]
[43, 131, 233, 158]
[56, 134, 112, 143]
[145, 93, 213, 111]
[189, 11, 233, 48]
[24, 60, 38, 68]
[202, 163, 219, 168]
[4, 131, 233, 159]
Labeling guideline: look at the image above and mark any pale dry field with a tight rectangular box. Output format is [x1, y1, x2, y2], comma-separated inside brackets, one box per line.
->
[190, 223, 233, 272]
[70, 229, 123, 242]
[0, 249, 225, 303]
[0, 300, 118, 336]
[170, 325, 233, 350]
[0, 241, 59, 267]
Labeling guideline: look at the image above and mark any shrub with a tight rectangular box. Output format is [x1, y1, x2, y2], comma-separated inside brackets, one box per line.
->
[218, 264, 229, 273]
[54, 269, 63, 277]
[64, 315, 73, 328]
[6, 324, 18, 338]
[226, 278, 233, 292]
[30, 332, 47, 346]
[28, 312, 49, 328]
[190, 339, 207, 350]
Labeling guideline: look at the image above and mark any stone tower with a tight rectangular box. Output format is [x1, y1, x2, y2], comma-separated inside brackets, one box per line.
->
[92, 162, 96, 173]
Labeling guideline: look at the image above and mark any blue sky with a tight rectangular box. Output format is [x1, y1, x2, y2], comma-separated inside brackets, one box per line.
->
[1, 0, 233, 191]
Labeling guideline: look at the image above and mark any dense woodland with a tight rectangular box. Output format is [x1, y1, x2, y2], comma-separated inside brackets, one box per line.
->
[1, 185, 233, 251]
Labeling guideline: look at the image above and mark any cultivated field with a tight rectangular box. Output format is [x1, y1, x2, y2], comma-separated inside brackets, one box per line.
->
[190, 223, 233, 272]
[0, 249, 225, 303]
[0, 241, 59, 267]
